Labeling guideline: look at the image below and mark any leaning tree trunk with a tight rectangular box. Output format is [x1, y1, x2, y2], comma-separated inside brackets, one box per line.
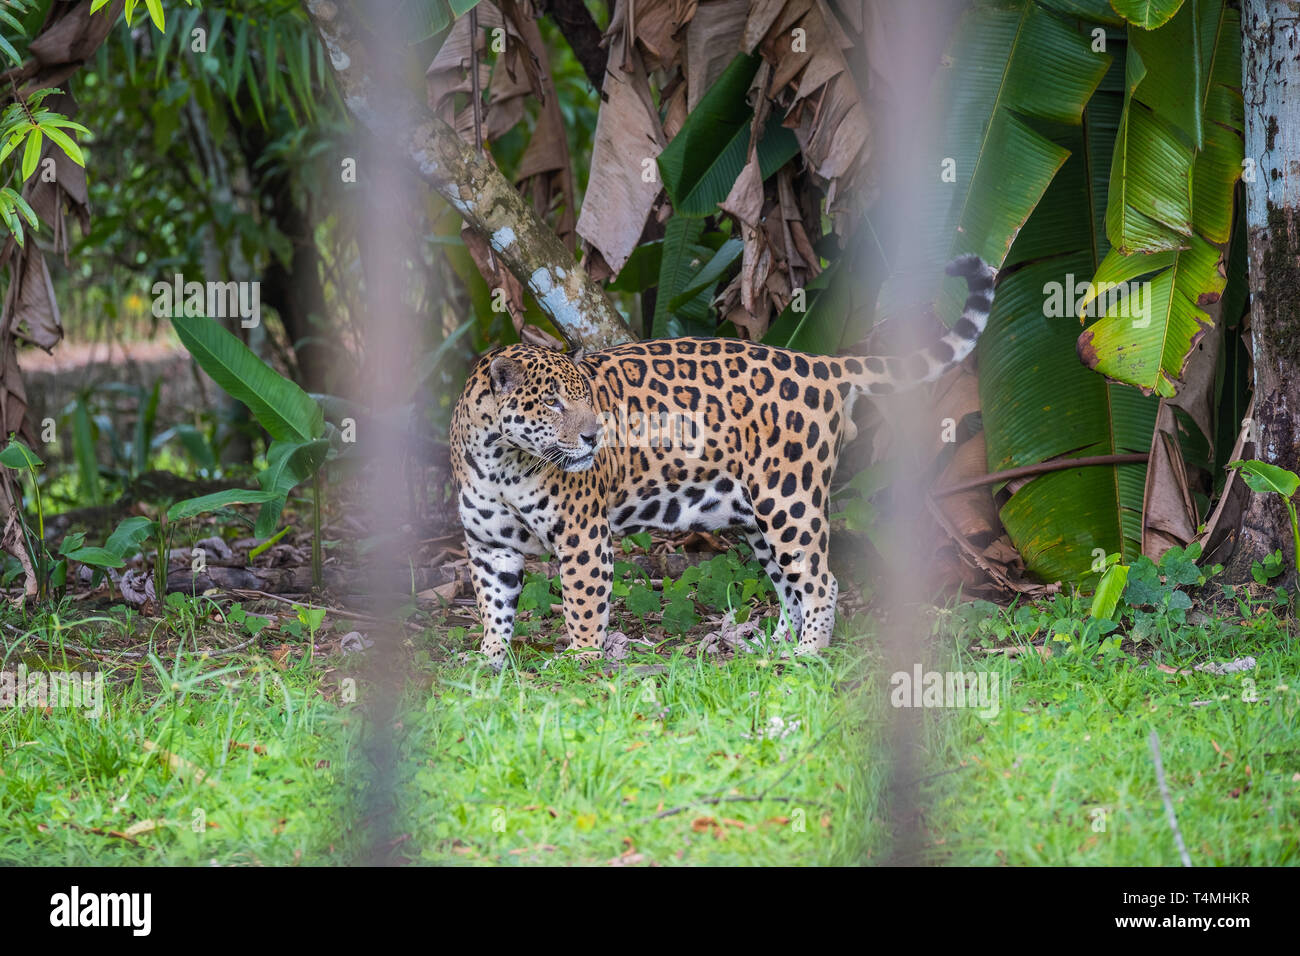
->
[301, 0, 635, 351]
[1224, 2, 1300, 582]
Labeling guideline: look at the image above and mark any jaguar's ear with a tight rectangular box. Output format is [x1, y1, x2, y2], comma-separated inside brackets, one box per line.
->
[567, 346, 586, 364]
[489, 355, 523, 396]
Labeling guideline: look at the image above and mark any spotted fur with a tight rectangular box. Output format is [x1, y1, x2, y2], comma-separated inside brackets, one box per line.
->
[451, 255, 996, 669]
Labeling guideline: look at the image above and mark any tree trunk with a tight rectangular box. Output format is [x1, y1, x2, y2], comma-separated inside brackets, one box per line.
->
[234, 111, 332, 393]
[1224, 2, 1300, 582]
[301, 0, 635, 350]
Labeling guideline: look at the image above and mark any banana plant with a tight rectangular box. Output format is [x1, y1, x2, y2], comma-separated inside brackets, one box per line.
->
[71, 489, 281, 597]
[0, 435, 281, 599]
[170, 315, 333, 587]
[868, 0, 1245, 583]
[1077, 0, 1243, 394]
[653, 53, 800, 339]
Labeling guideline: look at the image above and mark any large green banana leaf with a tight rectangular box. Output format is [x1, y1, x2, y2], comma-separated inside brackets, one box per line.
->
[1109, 0, 1187, 31]
[1080, 0, 1242, 395]
[172, 315, 325, 442]
[876, 0, 1111, 326]
[981, 46, 1160, 583]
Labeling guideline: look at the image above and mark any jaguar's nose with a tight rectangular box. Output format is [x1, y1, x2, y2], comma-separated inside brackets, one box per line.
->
[581, 425, 601, 449]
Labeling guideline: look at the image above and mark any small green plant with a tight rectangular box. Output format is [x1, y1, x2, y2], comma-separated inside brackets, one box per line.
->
[829, 463, 890, 534]
[0, 438, 51, 598]
[660, 577, 700, 634]
[1229, 459, 1300, 589]
[0, 88, 89, 244]
[71, 490, 280, 595]
[1252, 548, 1285, 585]
[226, 602, 272, 637]
[620, 532, 652, 553]
[171, 316, 334, 588]
[297, 604, 327, 660]
[1094, 543, 1223, 652]
[1088, 552, 1128, 620]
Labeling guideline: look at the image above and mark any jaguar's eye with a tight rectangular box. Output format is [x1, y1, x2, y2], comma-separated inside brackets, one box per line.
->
[547, 397, 563, 413]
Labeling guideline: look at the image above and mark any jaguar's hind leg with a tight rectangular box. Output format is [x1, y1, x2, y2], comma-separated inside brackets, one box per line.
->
[744, 530, 804, 638]
[746, 484, 838, 653]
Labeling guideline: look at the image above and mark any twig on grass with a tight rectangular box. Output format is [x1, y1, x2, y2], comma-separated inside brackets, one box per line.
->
[226, 588, 422, 631]
[645, 794, 830, 821]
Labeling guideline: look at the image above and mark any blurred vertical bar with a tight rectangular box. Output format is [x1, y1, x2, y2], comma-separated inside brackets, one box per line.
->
[859, 0, 965, 866]
[347, 0, 424, 865]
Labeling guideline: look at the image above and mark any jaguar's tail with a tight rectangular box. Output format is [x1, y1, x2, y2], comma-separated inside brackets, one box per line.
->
[845, 254, 996, 395]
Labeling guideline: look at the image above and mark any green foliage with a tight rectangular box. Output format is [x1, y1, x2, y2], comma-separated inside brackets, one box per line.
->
[226, 601, 272, 635]
[0, 88, 89, 244]
[255, 438, 330, 536]
[623, 583, 660, 617]
[70, 395, 102, 505]
[651, 54, 799, 338]
[1229, 459, 1300, 497]
[1083, 0, 1242, 395]
[652, 217, 711, 337]
[953, 18, 1152, 581]
[0, 436, 48, 595]
[1251, 549, 1284, 586]
[1088, 555, 1128, 620]
[104, 0, 176, 33]
[0, 437, 42, 470]
[1229, 459, 1300, 588]
[165, 488, 281, 521]
[620, 532, 652, 553]
[170, 314, 333, 579]
[1109, 0, 1186, 31]
[656, 54, 760, 214]
[67, 0, 346, 376]
[667, 239, 743, 311]
[878, 0, 1110, 324]
[105, 516, 155, 560]
[295, 604, 326, 648]
[763, 239, 876, 354]
[1120, 542, 1222, 649]
[829, 464, 891, 538]
[659, 578, 699, 635]
[517, 572, 559, 614]
[400, 0, 462, 42]
[171, 316, 324, 443]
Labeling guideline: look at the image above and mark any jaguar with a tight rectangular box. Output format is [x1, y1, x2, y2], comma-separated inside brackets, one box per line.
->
[450, 254, 996, 669]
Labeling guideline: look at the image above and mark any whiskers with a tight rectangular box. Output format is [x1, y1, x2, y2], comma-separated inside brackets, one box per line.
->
[520, 446, 568, 479]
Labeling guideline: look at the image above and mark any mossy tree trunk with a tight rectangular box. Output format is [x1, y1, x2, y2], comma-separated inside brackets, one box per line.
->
[1225, 1, 1300, 582]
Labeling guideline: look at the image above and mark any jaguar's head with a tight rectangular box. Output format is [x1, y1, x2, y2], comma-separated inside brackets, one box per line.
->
[487, 344, 602, 472]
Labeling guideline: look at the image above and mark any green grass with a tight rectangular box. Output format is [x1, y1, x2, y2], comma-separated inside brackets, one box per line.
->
[918, 598, 1300, 865]
[0, 599, 363, 865]
[392, 615, 887, 865]
[2, 538, 1297, 866]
